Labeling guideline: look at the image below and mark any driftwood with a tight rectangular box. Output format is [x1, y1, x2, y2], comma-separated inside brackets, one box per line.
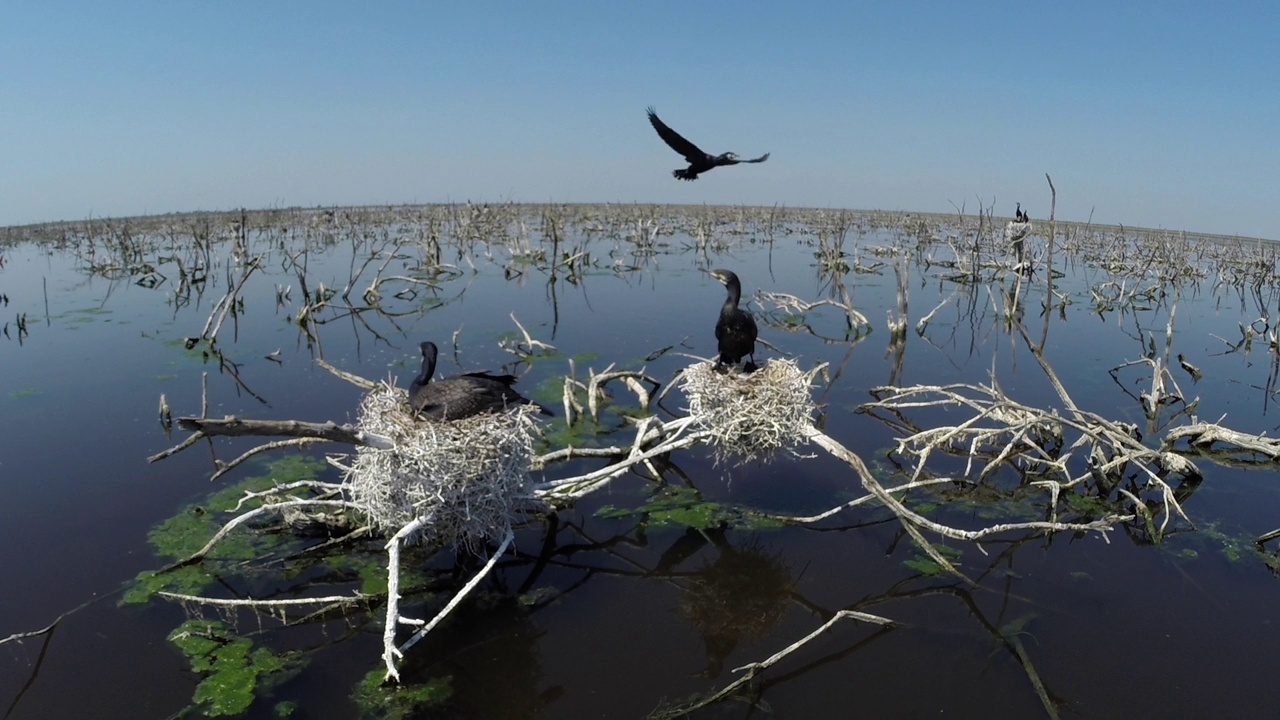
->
[151, 416, 392, 457]
[1164, 422, 1280, 461]
[755, 290, 870, 329]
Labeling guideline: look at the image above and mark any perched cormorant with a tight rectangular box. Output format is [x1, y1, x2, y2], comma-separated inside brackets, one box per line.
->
[646, 107, 770, 181]
[407, 341, 552, 420]
[704, 269, 758, 373]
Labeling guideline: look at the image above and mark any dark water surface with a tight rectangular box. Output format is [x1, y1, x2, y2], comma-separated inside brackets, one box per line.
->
[2, 205, 1279, 718]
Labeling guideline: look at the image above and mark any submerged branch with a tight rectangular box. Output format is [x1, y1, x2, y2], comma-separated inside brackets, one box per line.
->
[210, 437, 332, 482]
[0, 617, 62, 647]
[653, 609, 893, 719]
[158, 591, 370, 609]
[317, 357, 379, 391]
[172, 416, 392, 449]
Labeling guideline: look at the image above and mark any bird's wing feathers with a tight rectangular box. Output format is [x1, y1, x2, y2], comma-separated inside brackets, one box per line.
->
[461, 370, 517, 386]
[741, 152, 770, 164]
[647, 107, 707, 161]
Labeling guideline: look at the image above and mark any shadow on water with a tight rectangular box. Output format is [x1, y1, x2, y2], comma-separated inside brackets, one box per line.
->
[3, 203, 1280, 718]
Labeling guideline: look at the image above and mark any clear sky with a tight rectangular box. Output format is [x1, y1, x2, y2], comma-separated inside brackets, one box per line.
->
[3, 2, 1276, 237]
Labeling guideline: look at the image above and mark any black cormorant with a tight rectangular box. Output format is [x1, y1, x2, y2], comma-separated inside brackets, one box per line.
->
[647, 107, 770, 181]
[407, 341, 553, 420]
[704, 269, 758, 373]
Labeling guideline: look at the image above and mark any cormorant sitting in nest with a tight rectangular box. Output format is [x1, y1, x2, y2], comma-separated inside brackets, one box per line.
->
[704, 269, 758, 373]
[408, 341, 553, 420]
[647, 107, 770, 181]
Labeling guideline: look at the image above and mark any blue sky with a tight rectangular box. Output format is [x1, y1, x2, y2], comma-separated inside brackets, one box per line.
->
[3, 2, 1276, 237]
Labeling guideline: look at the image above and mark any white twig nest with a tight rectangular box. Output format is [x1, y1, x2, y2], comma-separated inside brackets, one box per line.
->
[1004, 220, 1031, 244]
[680, 358, 820, 464]
[344, 383, 540, 553]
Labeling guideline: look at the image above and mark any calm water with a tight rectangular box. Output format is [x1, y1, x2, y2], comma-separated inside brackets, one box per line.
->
[2, 206, 1279, 719]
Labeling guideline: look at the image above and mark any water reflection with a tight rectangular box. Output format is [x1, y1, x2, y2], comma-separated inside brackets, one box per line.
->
[674, 529, 793, 678]
[399, 594, 556, 720]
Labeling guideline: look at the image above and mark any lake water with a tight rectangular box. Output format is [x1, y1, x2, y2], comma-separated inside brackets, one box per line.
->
[2, 204, 1279, 718]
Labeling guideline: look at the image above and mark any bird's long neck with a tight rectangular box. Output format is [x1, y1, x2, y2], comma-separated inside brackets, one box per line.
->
[723, 278, 742, 309]
[414, 347, 436, 386]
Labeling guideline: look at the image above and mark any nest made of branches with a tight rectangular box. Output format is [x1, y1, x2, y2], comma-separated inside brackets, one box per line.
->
[344, 382, 541, 553]
[680, 358, 820, 464]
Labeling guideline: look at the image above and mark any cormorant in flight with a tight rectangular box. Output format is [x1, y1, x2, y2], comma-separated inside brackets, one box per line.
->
[704, 268, 758, 373]
[647, 107, 770, 181]
[408, 341, 553, 420]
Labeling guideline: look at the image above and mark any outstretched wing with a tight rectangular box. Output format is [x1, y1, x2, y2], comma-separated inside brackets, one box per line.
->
[741, 152, 770, 164]
[647, 106, 707, 162]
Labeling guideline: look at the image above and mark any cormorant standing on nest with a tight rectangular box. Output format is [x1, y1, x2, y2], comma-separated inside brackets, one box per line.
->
[407, 341, 552, 420]
[647, 107, 770, 181]
[704, 269, 758, 373]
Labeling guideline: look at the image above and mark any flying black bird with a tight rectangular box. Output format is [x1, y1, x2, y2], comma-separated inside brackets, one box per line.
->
[704, 268, 758, 373]
[408, 341, 553, 420]
[647, 106, 770, 181]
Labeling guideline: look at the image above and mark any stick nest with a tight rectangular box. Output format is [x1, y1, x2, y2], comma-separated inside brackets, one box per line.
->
[344, 383, 540, 553]
[680, 358, 820, 464]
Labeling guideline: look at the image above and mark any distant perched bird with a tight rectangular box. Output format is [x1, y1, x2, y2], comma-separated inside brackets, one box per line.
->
[1014, 203, 1029, 223]
[408, 341, 553, 420]
[647, 107, 770, 181]
[704, 269, 758, 373]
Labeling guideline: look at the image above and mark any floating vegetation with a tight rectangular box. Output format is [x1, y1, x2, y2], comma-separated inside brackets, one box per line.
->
[123, 454, 331, 605]
[353, 670, 451, 719]
[168, 619, 301, 717]
[597, 486, 786, 530]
